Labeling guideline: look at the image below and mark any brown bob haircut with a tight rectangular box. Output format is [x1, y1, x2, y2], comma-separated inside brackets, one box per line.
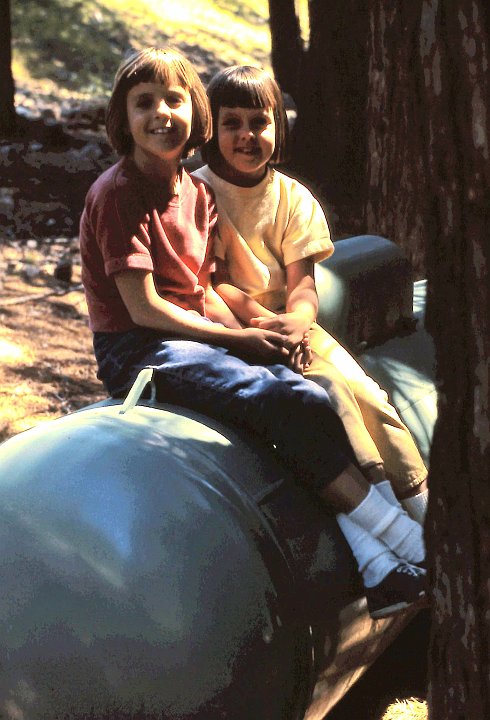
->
[202, 65, 289, 166]
[106, 47, 212, 157]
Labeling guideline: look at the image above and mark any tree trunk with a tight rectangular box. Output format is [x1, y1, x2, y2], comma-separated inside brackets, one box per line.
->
[420, 2, 490, 716]
[271, 1, 490, 714]
[0, 0, 16, 136]
[365, 5, 432, 276]
[269, 0, 370, 237]
[267, 0, 303, 99]
[366, 2, 490, 715]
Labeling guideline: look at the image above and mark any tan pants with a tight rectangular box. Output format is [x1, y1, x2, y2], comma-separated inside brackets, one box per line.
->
[305, 324, 427, 494]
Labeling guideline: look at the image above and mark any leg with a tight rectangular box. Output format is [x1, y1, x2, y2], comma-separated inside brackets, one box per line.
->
[142, 340, 425, 557]
[95, 330, 356, 486]
[305, 351, 427, 511]
[96, 333, 427, 616]
[305, 351, 386, 478]
[324, 463, 426, 618]
[308, 324, 428, 520]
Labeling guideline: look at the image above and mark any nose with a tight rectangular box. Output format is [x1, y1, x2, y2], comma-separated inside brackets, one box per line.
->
[156, 99, 170, 118]
[239, 122, 253, 139]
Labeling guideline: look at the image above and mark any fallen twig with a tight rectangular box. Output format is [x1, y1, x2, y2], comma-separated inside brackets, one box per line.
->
[0, 284, 83, 307]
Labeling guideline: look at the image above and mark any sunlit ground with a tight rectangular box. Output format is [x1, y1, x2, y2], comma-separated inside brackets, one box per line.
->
[381, 698, 428, 720]
[0, 334, 54, 436]
[0, 249, 104, 441]
[0, 339, 32, 365]
[11, 0, 279, 99]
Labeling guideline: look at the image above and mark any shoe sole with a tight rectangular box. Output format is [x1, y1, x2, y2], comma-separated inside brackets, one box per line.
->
[369, 592, 427, 620]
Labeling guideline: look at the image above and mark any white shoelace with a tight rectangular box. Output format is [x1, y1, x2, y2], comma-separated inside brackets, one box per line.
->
[396, 563, 425, 577]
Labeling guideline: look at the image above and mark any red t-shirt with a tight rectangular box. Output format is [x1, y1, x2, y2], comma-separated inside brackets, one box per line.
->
[80, 158, 217, 332]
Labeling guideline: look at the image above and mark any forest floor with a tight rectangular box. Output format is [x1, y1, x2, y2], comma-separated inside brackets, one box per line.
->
[0, 239, 103, 442]
[0, 114, 111, 442]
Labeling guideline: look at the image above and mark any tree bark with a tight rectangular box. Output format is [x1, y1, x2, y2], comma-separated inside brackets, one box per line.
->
[366, 2, 490, 714]
[269, 1, 370, 237]
[365, 5, 432, 275]
[267, 0, 303, 99]
[271, 1, 490, 714]
[0, 0, 16, 135]
[420, 2, 490, 716]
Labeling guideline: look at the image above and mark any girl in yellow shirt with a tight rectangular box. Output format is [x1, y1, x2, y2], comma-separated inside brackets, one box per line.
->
[193, 65, 429, 530]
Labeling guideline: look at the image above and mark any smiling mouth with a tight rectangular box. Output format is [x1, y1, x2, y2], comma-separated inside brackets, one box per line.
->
[150, 127, 175, 135]
[235, 147, 258, 155]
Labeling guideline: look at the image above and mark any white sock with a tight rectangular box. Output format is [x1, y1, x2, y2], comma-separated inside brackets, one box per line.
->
[348, 486, 425, 564]
[402, 489, 429, 524]
[336, 513, 400, 588]
[375, 480, 400, 507]
[377, 479, 428, 525]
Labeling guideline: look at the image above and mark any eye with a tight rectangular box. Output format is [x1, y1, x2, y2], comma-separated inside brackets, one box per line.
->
[221, 117, 240, 129]
[251, 115, 272, 131]
[135, 94, 154, 110]
[166, 93, 184, 107]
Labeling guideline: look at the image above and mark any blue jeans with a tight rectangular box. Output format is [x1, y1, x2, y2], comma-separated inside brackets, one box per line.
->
[93, 329, 355, 492]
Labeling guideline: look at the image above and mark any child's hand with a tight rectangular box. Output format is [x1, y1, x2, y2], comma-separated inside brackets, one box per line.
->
[301, 331, 313, 367]
[288, 335, 313, 375]
[250, 312, 309, 347]
[234, 327, 290, 363]
[251, 313, 313, 373]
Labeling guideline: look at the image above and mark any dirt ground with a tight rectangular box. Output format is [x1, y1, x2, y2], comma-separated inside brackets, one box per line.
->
[0, 107, 115, 442]
[0, 243, 105, 442]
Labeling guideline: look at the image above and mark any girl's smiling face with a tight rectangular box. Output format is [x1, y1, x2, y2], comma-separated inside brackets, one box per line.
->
[216, 106, 276, 186]
[126, 81, 193, 175]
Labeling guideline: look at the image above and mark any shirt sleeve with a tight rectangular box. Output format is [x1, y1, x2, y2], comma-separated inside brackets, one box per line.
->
[281, 181, 334, 267]
[197, 183, 218, 285]
[90, 183, 155, 278]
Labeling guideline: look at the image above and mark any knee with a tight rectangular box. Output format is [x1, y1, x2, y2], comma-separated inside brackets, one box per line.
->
[350, 376, 389, 406]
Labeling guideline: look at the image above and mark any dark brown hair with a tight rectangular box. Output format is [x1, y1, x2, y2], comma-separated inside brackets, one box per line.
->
[202, 65, 289, 166]
[106, 47, 212, 157]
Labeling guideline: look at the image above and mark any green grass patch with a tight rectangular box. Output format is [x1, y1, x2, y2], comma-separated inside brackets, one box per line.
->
[11, 0, 275, 100]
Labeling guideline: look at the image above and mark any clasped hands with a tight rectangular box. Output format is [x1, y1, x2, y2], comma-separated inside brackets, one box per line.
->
[249, 312, 312, 374]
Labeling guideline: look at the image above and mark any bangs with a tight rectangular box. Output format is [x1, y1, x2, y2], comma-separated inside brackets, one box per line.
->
[214, 72, 277, 110]
[124, 50, 193, 91]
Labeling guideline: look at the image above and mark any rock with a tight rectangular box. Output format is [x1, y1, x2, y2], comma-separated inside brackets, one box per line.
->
[54, 255, 73, 283]
[79, 142, 103, 160]
[22, 264, 41, 280]
[62, 101, 107, 130]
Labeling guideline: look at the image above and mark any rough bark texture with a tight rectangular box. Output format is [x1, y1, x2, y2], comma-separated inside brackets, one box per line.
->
[366, 1, 490, 714]
[365, 5, 432, 276]
[0, 0, 16, 136]
[420, 2, 490, 717]
[270, 0, 369, 238]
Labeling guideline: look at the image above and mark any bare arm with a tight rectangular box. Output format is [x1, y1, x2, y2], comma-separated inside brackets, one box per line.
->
[215, 282, 276, 325]
[204, 283, 243, 329]
[285, 257, 318, 327]
[250, 258, 318, 344]
[114, 270, 290, 363]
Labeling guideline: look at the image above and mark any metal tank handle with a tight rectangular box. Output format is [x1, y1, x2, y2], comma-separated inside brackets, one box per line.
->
[119, 368, 156, 414]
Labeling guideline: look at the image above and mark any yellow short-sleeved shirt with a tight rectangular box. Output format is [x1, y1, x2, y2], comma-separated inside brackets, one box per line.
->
[192, 165, 333, 311]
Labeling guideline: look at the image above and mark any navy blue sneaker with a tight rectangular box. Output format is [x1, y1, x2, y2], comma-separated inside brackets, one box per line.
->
[366, 562, 427, 620]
